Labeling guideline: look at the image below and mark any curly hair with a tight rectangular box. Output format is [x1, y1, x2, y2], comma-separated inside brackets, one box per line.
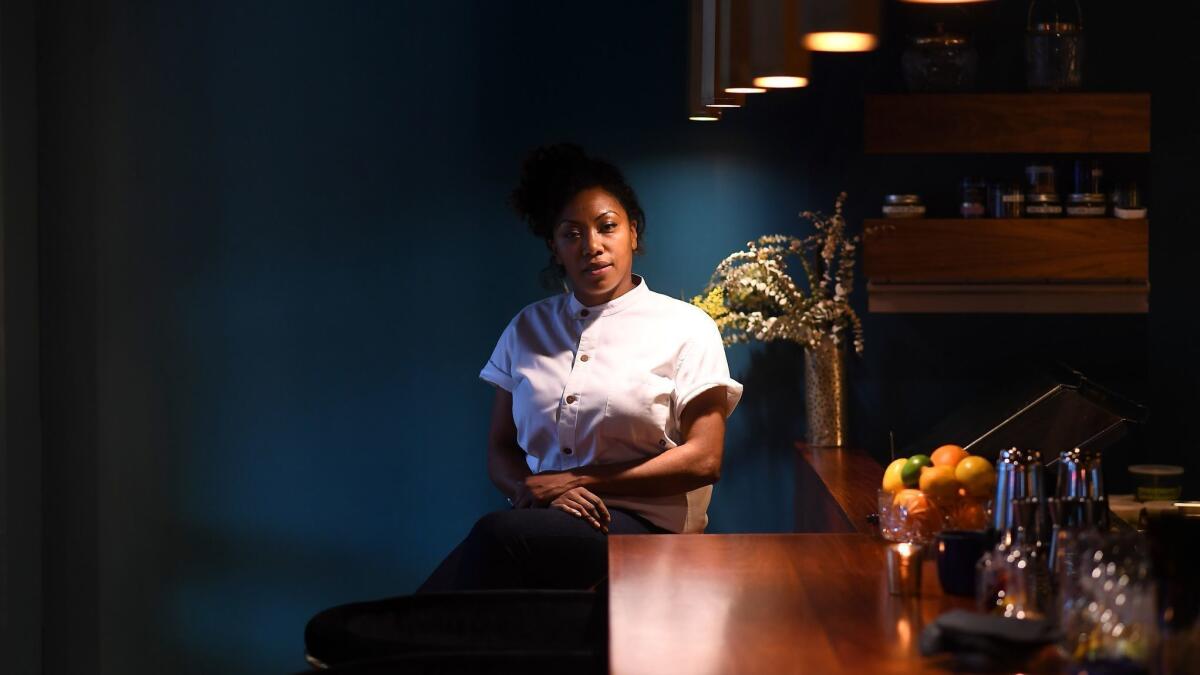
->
[509, 144, 647, 288]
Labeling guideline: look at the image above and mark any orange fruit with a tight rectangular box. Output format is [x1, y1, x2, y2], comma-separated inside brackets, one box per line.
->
[955, 456, 998, 498]
[931, 444, 969, 468]
[919, 465, 961, 500]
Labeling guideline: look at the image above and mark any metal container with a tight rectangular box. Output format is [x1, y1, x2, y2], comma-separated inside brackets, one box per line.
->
[993, 448, 1045, 533]
[882, 194, 925, 219]
[1056, 446, 1104, 500]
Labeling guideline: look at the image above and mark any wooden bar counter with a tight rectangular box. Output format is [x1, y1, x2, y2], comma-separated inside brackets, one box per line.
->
[608, 533, 973, 674]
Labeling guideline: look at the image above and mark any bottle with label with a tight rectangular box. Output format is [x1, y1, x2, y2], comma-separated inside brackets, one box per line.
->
[990, 183, 1024, 218]
[961, 178, 987, 218]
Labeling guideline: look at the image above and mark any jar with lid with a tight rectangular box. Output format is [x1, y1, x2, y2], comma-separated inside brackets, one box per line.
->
[882, 194, 926, 218]
[990, 183, 1024, 218]
[1025, 193, 1063, 217]
[1066, 193, 1107, 217]
[961, 178, 987, 218]
[902, 23, 978, 92]
[1025, 0, 1084, 91]
[1025, 163, 1056, 194]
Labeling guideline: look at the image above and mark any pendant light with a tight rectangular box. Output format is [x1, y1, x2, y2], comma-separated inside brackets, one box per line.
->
[688, 0, 733, 120]
[744, 0, 810, 89]
[803, 0, 881, 52]
[718, 0, 766, 94]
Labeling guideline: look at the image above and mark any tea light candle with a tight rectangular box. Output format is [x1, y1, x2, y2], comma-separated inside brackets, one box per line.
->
[887, 542, 925, 595]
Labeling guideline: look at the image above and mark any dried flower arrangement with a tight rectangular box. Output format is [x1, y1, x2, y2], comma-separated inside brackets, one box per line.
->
[690, 192, 864, 354]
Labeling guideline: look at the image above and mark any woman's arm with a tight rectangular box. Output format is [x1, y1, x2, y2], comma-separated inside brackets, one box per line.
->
[486, 388, 535, 506]
[524, 386, 728, 502]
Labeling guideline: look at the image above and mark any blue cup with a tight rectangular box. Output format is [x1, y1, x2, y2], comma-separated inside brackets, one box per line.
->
[935, 529, 990, 597]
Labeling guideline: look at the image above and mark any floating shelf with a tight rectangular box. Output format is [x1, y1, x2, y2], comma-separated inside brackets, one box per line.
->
[867, 282, 1149, 314]
[864, 93, 1150, 154]
[863, 218, 1148, 283]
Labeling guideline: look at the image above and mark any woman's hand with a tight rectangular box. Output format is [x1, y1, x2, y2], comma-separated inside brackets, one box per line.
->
[523, 470, 581, 506]
[550, 487, 611, 533]
[509, 482, 536, 509]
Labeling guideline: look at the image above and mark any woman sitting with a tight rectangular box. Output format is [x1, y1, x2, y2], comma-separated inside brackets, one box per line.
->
[419, 144, 743, 591]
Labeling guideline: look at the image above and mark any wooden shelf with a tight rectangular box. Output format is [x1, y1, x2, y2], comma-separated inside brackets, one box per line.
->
[868, 282, 1149, 314]
[864, 93, 1150, 154]
[863, 218, 1148, 283]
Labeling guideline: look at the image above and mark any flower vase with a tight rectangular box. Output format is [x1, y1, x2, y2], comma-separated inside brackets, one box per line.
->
[804, 336, 848, 447]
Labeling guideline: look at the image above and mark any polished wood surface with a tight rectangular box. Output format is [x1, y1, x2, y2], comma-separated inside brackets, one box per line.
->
[863, 218, 1149, 283]
[795, 444, 883, 534]
[608, 534, 973, 675]
[867, 281, 1150, 314]
[864, 93, 1150, 154]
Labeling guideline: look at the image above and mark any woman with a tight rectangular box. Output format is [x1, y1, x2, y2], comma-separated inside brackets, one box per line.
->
[421, 144, 742, 591]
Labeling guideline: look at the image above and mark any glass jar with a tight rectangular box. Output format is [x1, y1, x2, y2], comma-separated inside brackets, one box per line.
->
[1073, 158, 1103, 194]
[1025, 193, 1063, 217]
[961, 178, 987, 218]
[1025, 0, 1084, 91]
[902, 24, 978, 93]
[882, 194, 926, 218]
[990, 183, 1024, 218]
[1066, 193, 1107, 217]
[1025, 163, 1056, 194]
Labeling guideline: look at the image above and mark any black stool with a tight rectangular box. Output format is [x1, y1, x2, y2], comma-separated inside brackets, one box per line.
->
[301, 589, 606, 673]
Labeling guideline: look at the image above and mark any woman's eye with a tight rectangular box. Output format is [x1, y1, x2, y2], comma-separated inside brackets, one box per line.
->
[600, 222, 617, 231]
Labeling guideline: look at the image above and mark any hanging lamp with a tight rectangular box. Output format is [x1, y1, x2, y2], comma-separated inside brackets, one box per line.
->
[803, 0, 881, 52]
[744, 0, 810, 89]
[718, 0, 766, 94]
[688, 0, 728, 120]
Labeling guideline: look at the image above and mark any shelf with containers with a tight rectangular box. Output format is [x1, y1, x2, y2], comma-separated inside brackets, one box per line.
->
[861, 93, 1151, 314]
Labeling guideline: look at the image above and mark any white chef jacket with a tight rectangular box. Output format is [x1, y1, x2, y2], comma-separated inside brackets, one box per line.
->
[479, 275, 743, 533]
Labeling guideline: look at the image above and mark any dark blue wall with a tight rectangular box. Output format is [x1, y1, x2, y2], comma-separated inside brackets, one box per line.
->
[36, 2, 1164, 674]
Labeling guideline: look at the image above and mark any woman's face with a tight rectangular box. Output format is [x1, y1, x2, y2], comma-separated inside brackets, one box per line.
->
[551, 187, 639, 306]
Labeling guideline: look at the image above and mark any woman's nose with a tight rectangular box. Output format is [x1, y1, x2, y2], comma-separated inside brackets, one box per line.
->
[582, 229, 603, 255]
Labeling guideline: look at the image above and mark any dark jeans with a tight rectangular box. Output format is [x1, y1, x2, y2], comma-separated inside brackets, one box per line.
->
[418, 507, 667, 592]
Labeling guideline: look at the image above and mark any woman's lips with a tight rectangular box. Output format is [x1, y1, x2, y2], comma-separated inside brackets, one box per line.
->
[586, 264, 612, 277]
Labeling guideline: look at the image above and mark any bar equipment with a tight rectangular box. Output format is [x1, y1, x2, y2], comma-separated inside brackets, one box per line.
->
[887, 542, 925, 595]
[992, 448, 1044, 533]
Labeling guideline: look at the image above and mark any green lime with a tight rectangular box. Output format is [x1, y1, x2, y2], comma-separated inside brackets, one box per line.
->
[901, 454, 932, 488]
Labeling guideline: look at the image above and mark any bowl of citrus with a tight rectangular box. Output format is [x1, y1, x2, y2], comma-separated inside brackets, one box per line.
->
[878, 444, 996, 543]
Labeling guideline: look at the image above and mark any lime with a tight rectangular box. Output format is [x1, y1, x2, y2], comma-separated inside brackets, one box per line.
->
[901, 454, 932, 488]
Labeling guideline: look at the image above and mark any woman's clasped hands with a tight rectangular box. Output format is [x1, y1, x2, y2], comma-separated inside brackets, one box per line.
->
[521, 471, 611, 533]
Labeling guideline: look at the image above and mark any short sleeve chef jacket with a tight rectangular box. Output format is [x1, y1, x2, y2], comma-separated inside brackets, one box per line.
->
[479, 275, 743, 533]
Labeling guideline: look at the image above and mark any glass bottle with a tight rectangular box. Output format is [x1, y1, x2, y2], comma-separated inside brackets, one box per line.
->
[1026, 0, 1084, 91]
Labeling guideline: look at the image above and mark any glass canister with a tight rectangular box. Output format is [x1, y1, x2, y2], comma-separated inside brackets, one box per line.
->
[902, 23, 978, 93]
[1025, 193, 1063, 217]
[882, 194, 926, 218]
[990, 183, 1024, 218]
[1025, 163, 1056, 194]
[1074, 158, 1104, 194]
[961, 177, 987, 218]
[1025, 0, 1084, 91]
[1066, 193, 1107, 217]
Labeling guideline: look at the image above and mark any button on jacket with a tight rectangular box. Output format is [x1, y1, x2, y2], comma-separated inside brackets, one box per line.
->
[480, 275, 743, 533]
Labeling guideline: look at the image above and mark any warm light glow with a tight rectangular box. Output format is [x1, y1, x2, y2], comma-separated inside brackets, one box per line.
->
[725, 86, 767, 94]
[689, 115, 720, 121]
[895, 542, 915, 557]
[705, 103, 741, 108]
[804, 32, 878, 52]
[753, 76, 809, 88]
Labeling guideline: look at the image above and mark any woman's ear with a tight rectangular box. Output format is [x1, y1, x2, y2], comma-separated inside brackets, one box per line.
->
[630, 221, 639, 252]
